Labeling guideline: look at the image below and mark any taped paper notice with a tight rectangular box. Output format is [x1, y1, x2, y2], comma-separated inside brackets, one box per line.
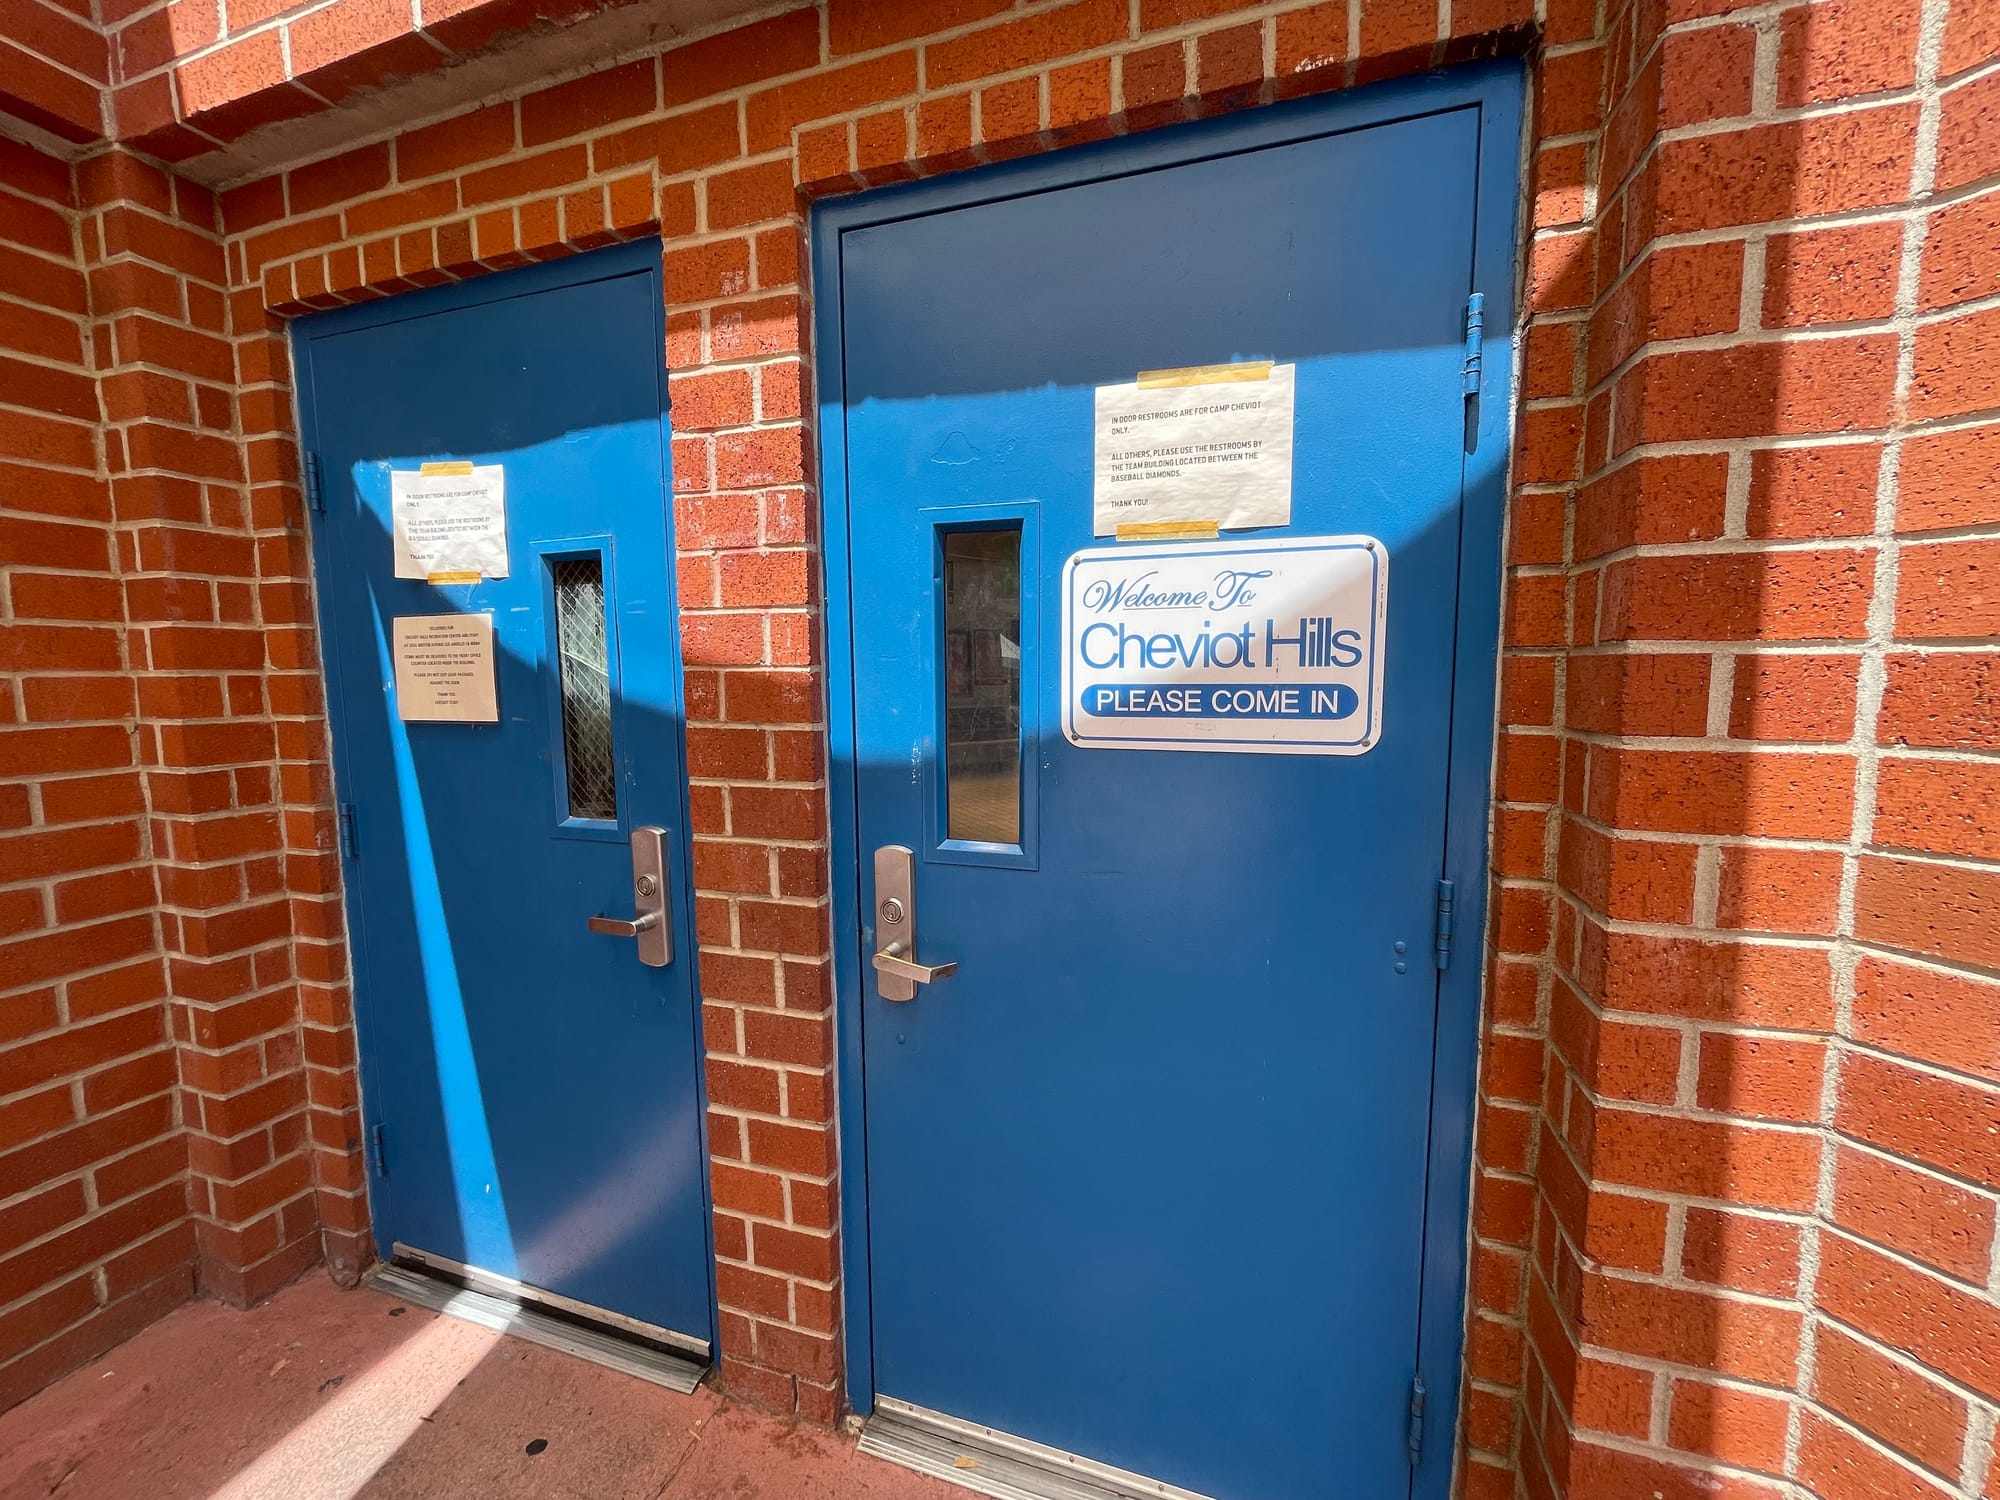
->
[1094, 362, 1294, 537]
[392, 463, 508, 581]
[393, 613, 499, 723]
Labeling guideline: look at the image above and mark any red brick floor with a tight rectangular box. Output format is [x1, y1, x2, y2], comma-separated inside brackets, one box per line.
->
[0, 1272, 966, 1500]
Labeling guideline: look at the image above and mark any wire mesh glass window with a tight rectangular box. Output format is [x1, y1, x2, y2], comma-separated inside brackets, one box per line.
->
[551, 556, 618, 821]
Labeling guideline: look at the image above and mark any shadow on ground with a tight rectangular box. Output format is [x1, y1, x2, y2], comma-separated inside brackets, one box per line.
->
[0, 1273, 962, 1500]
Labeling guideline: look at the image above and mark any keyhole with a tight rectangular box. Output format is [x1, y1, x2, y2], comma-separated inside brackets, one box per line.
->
[635, 874, 658, 898]
[880, 898, 906, 924]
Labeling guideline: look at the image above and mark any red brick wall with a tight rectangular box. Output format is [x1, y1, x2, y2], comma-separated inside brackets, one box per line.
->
[1, 133, 340, 1411]
[0, 0, 105, 145]
[1503, 0, 2000, 1494]
[1, 2, 1997, 1496]
[0, 136, 192, 1412]
[99, 0, 692, 160]
[79, 146, 332, 1314]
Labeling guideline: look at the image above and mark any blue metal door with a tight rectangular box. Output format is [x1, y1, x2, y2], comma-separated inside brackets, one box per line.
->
[828, 76, 1515, 1500]
[295, 241, 712, 1352]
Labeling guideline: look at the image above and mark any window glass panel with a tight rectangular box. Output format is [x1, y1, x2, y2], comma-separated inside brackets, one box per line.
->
[943, 529, 1022, 844]
[551, 557, 617, 820]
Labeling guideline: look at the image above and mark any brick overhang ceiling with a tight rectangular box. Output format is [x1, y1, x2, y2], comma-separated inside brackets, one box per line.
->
[0, 0, 792, 188]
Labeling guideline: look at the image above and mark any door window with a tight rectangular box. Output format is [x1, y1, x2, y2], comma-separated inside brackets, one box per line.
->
[549, 552, 619, 824]
[941, 528, 1022, 846]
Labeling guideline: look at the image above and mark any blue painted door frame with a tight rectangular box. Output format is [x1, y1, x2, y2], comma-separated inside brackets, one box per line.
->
[814, 62, 1523, 1499]
[293, 240, 716, 1352]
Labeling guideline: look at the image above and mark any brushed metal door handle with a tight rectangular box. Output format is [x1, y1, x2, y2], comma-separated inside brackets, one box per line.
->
[587, 826, 671, 967]
[872, 941, 957, 987]
[587, 912, 659, 938]
[872, 845, 955, 1001]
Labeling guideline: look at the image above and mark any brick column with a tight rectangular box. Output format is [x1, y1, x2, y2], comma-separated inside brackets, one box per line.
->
[1511, 0, 2000, 1496]
[78, 148, 321, 1308]
[660, 38, 844, 1413]
[0, 136, 192, 1412]
[1820, 9, 2000, 1495]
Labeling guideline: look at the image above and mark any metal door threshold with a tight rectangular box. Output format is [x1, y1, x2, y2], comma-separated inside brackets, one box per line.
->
[365, 1261, 707, 1394]
[860, 1398, 1220, 1500]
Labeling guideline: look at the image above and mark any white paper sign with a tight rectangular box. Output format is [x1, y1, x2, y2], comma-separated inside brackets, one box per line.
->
[392, 464, 509, 582]
[1062, 536, 1386, 755]
[1093, 363, 1295, 536]
[393, 613, 499, 723]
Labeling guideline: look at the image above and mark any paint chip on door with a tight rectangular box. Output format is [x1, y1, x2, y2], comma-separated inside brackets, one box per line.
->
[1061, 535, 1387, 755]
[393, 613, 499, 722]
[392, 463, 509, 582]
[1093, 363, 1294, 536]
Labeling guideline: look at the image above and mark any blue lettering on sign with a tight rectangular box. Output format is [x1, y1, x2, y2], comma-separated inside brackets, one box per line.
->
[1079, 567, 1274, 615]
[1264, 618, 1365, 669]
[1078, 617, 1363, 672]
[1078, 621, 1256, 671]
[1084, 682, 1360, 720]
[1061, 538, 1384, 754]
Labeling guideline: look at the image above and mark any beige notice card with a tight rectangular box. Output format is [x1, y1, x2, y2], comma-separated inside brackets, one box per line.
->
[393, 613, 498, 723]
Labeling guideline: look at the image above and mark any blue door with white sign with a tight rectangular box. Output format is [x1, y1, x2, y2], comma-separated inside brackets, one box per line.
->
[295, 241, 713, 1355]
[821, 68, 1520, 1499]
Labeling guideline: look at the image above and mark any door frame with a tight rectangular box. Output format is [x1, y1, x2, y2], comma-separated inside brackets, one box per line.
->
[812, 61, 1524, 1493]
[291, 237, 718, 1345]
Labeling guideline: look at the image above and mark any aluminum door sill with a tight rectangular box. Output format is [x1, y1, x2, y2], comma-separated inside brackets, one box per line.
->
[860, 1397, 1221, 1500]
[390, 1243, 708, 1355]
[365, 1260, 707, 1395]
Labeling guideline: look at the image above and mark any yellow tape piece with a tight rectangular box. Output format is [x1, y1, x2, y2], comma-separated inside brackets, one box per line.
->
[1116, 519, 1221, 542]
[1135, 361, 1273, 389]
[419, 460, 475, 475]
[426, 570, 482, 585]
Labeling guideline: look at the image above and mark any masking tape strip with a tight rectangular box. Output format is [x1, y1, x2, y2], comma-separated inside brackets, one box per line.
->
[1135, 361, 1273, 389]
[419, 460, 476, 475]
[426, 570, 482, 584]
[1115, 520, 1221, 542]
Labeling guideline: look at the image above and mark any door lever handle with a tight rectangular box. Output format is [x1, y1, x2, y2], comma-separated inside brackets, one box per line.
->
[588, 912, 659, 939]
[872, 940, 956, 986]
[587, 826, 671, 967]
[872, 845, 955, 1001]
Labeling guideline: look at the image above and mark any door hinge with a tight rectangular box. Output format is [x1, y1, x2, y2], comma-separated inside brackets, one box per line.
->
[1407, 1374, 1427, 1466]
[370, 1123, 388, 1177]
[304, 451, 324, 513]
[1461, 291, 1485, 396]
[1434, 878, 1456, 971]
[337, 803, 357, 861]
